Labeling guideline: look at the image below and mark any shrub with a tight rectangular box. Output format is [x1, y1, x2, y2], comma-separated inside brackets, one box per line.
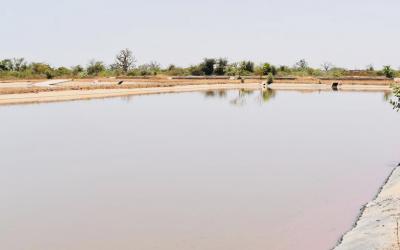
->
[225, 63, 239, 76]
[267, 73, 274, 84]
[277, 65, 291, 76]
[0, 59, 13, 71]
[262, 63, 271, 75]
[87, 60, 105, 76]
[147, 61, 161, 75]
[382, 65, 395, 78]
[254, 65, 264, 78]
[127, 70, 138, 76]
[260, 63, 277, 76]
[45, 71, 54, 79]
[166, 67, 188, 76]
[136, 62, 160, 76]
[71, 65, 84, 76]
[189, 65, 204, 76]
[31, 63, 52, 75]
[55, 67, 72, 77]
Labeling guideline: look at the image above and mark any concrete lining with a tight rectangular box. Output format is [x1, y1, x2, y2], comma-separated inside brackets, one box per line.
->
[334, 167, 400, 250]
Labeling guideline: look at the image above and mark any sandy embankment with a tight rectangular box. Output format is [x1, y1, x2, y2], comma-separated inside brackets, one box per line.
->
[0, 79, 393, 105]
[0, 83, 261, 105]
[334, 167, 400, 250]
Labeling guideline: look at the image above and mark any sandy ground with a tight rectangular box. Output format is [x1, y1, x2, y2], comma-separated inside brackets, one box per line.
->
[334, 166, 400, 250]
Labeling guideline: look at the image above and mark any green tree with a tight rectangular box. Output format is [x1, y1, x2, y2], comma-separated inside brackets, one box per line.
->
[31, 63, 52, 75]
[72, 65, 84, 76]
[382, 65, 395, 78]
[214, 58, 228, 75]
[261, 63, 277, 75]
[167, 64, 176, 71]
[0, 59, 13, 71]
[56, 67, 72, 76]
[87, 60, 105, 76]
[239, 61, 254, 73]
[225, 63, 239, 76]
[262, 63, 272, 75]
[200, 58, 216, 75]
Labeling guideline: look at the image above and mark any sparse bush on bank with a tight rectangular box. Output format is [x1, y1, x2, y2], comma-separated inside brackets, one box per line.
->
[188, 65, 204, 76]
[86, 60, 106, 76]
[267, 73, 274, 84]
[381, 66, 395, 78]
[0, 52, 398, 80]
[164, 65, 189, 76]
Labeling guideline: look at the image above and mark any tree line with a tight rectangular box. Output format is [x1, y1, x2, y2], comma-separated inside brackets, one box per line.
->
[0, 49, 398, 79]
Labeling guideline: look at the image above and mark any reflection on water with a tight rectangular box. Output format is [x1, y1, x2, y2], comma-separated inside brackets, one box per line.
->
[261, 88, 276, 103]
[383, 91, 392, 102]
[205, 88, 277, 106]
[204, 90, 227, 98]
[0, 90, 399, 250]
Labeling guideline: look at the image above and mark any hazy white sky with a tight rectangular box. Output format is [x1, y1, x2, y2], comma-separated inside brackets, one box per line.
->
[2, 0, 399, 69]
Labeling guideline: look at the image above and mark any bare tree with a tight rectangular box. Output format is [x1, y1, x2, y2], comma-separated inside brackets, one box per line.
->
[115, 48, 136, 73]
[12, 58, 27, 71]
[321, 62, 333, 72]
[148, 61, 160, 72]
[295, 59, 308, 70]
[366, 64, 374, 71]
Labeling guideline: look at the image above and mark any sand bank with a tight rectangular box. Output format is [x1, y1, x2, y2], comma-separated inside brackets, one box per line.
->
[0, 83, 260, 105]
[0, 83, 392, 106]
